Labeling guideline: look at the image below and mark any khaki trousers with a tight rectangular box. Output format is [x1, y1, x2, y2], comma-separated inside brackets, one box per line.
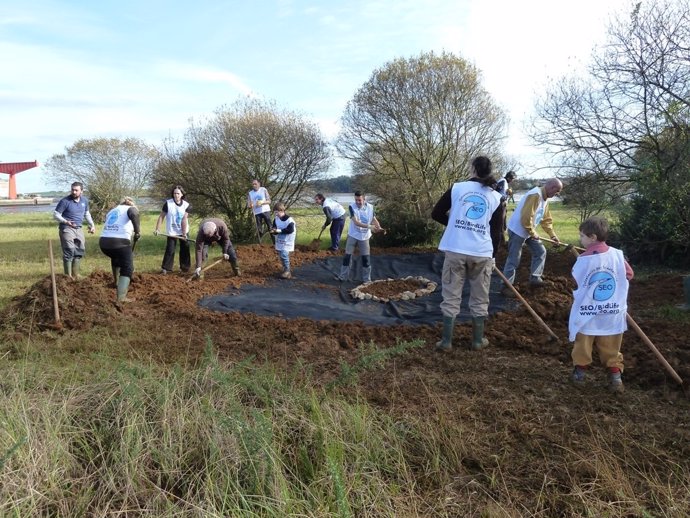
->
[571, 333, 624, 371]
[440, 251, 493, 318]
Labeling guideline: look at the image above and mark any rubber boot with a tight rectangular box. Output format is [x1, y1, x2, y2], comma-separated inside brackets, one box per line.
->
[112, 266, 120, 287]
[362, 266, 372, 283]
[71, 258, 81, 279]
[231, 260, 241, 277]
[116, 276, 134, 303]
[62, 259, 73, 278]
[435, 316, 455, 352]
[338, 264, 350, 281]
[471, 316, 489, 350]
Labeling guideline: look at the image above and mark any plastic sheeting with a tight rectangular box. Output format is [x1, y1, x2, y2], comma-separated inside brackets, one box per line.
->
[199, 253, 516, 326]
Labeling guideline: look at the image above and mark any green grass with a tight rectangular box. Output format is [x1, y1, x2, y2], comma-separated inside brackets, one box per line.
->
[0, 209, 328, 311]
[2, 208, 690, 516]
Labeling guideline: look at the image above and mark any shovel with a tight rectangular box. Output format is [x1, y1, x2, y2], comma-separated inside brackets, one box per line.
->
[308, 226, 326, 251]
[186, 258, 224, 283]
[157, 232, 193, 242]
[540, 236, 584, 257]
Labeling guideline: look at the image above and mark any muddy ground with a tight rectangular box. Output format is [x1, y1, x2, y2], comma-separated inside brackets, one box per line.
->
[3, 243, 690, 511]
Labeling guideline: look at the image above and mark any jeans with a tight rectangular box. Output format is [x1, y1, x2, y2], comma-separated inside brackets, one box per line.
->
[278, 249, 291, 271]
[502, 230, 546, 284]
[329, 217, 345, 250]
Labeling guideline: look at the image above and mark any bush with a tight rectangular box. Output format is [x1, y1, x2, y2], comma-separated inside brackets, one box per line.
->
[374, 203, 441, 247]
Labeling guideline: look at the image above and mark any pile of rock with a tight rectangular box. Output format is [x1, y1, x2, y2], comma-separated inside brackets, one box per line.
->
[350, 276, 437, 303]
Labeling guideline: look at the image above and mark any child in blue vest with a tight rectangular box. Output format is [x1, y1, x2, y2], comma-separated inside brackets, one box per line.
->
[569, 216, 634, 393]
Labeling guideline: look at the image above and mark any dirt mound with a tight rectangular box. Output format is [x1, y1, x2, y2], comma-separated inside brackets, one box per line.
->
[3, 244, 689, 399]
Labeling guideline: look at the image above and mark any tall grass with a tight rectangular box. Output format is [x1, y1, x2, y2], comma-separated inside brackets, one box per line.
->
[0, 341, 436, 516]
[2, 339, 688, 516]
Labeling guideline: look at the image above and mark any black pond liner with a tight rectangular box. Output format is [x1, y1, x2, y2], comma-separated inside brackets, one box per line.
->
[199, 253, 517, 326]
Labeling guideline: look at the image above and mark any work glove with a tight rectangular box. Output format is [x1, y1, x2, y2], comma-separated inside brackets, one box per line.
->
[153, 229, 159, 236]
[491, 257, 496, 268]
[194, 267, 202, 277]
[223, 254, 230, 261]
[321, 224, 327, 230]
[133, 233, 141, 242]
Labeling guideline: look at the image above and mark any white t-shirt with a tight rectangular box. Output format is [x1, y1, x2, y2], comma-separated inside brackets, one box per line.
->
[165, 199, 189, 236]
[438, 181, 501, 258]
[248, 187, 271, 215]
[275, 216, 296, 252]
[101, 205, 134, 240]
[568, 247, 629, 341]
[507, 186, 548, 238]
[347, 202, 374, 240]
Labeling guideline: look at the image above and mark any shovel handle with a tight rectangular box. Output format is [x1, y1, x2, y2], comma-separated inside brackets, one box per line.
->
[626, 313, 683, 386]
[186, 258, 225, 283]
[493, 266, 560, 342]
[541, 236, 585, 252]
[158, 232, 193, 242]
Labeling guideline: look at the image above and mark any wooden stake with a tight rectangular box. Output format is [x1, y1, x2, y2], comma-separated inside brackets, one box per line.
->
[48, 240, 61, 325]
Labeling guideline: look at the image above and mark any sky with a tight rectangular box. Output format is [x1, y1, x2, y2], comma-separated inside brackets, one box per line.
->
[1, 0, 633, 194]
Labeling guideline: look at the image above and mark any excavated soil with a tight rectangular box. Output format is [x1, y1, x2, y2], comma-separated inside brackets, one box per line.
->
[4, 244, 689, 395]
[3, 244, 690, 472]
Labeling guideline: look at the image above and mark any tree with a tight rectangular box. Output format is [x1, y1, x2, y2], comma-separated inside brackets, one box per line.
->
[154, 98, 332, 242]
[45, 138, 159, 221]
[337, 51, 509, 222]
[529, 0, 690, 191]
[529, 0, 690, 264]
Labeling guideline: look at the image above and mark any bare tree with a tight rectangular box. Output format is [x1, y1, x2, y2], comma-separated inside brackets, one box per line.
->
[529, 0, 690, 184]
[154, 98, 332, 241]
[529, 0, 690, 263]
[45, 137, 159, 220]
[337, 51, 509, 219]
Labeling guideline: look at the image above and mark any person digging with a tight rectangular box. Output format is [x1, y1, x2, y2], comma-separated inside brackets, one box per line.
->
[192, 219, 240, 280]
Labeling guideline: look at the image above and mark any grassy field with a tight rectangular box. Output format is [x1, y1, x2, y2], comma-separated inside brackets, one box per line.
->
[6, 205, 671, 517]
[0, 203, 583, 311]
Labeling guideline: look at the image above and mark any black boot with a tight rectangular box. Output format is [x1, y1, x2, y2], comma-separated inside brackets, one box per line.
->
[435, 316, 455, 352]
[231, 260, 241, 277]
[471, 316, 489, 350]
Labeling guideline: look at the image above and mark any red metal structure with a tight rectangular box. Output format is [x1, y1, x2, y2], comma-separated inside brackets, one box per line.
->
[0, 161, 39, 199]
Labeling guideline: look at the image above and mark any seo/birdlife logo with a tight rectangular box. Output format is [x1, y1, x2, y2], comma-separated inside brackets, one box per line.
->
[462, 194, 487, 220]
[587, 270, 616, 301]
[106, 210, 119, 226]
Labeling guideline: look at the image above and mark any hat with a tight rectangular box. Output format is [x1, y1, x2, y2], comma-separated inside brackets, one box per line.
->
[505, 171, 516, 180]
[201, 221, 217, 237]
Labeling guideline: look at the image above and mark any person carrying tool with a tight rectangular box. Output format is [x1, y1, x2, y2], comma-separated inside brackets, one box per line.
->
[53, 181, 96, 279]
[192, 218, 240, 279]
[314, 193, 346, 251]
[431, 155, 503, 352]
[338, 190, 384, 283]
[99, 196, 140, 304]
[269, 202, 296, 279]
[501, 178, 563, 293]
[247, 179, 274, 244]
[153, 185, 191, 274]
[569, 216, 634, 393]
